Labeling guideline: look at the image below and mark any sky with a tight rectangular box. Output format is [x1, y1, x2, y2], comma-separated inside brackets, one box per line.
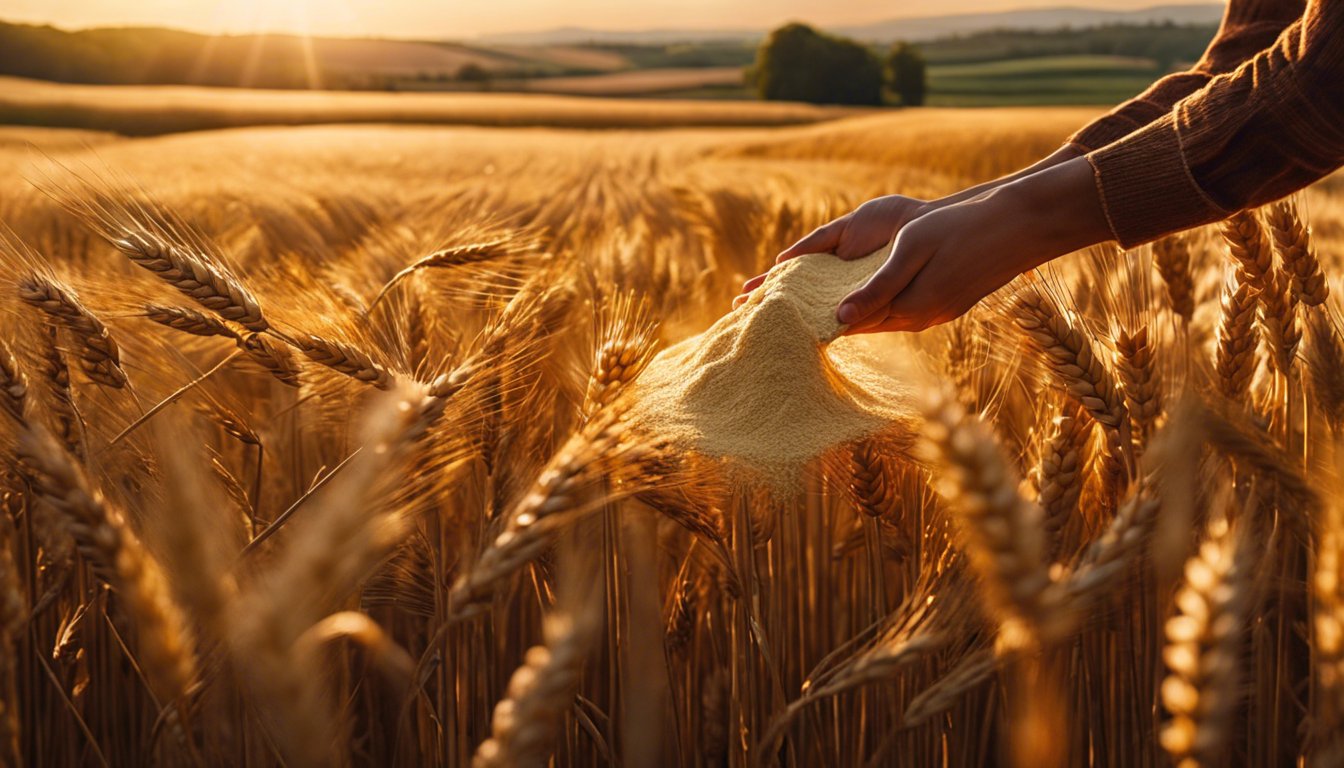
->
[0, 0, 1217, 39]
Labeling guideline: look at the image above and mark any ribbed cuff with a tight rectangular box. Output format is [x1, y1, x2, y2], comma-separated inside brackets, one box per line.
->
[1086, 113, 1229, 249]
[1067, 114, 1142, 153]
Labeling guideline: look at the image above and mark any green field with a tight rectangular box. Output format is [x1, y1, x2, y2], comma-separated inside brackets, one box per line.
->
[927, 54, 1163, 106]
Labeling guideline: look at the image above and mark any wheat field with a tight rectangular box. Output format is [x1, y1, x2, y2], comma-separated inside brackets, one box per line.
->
[0, 107, 1343, 767]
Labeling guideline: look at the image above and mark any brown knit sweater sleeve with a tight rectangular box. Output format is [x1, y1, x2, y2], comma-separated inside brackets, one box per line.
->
[1087, 0, 1344, 248]
[1068, 0, 1305, 151]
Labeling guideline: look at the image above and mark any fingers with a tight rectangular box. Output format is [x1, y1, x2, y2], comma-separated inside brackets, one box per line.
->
[776, 218, 846, 264]
[835, 233, 928, 326]
[732, 293, 749, 310]
[740, 273, 768, 295]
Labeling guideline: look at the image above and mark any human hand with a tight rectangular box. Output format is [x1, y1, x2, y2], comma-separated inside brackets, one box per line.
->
[835, 156, 1113, 334]
[733, 195, 929, 309]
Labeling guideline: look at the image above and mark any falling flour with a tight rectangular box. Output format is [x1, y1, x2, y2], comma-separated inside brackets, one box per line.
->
[628, 247, 911, 493]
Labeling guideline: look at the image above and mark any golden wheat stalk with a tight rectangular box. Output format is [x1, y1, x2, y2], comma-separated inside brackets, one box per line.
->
[1034, 399, 1090, 559]
[1215, 276, 1261, 400]
[582, 290, 659, 419]
[229, 386, 443, 768]
[145, 304, 239, 339]
[1220, 210, 1273, 289]
[449, 406, 667, 619]
[1153, 234, 1196, 321]
[18, 274, 128, 389]
[17, 427, 195, 702]
[472, 607, 600, 768]
[1259, 268, 1301, 377]
[759, 566, 967, 754]
[296, 334, 396, 389]
[920, 389, 1068, 647]
[0, 512, 23, 768]
[239, 333, 303, 388]
[369, 240, 513, 311]
[1115, 325, 1162, 438]
[1266, 200, 1330, 307]
[1011, 286, 1133, 475]
[1160, 514, 1252, 768]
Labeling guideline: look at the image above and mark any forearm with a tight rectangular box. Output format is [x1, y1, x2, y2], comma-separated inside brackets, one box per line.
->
[923, 144, 1084, 212]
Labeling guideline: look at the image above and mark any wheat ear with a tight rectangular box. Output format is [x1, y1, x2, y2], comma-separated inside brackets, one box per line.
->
[473, 607, 600, 768]
[1034, 399, 1090, 559]
[583, 291, 659, 420]
[1266, 200, 1330, 307]
[450, 407, 666, 619]
[1259, 268, 1302, 377]
[1153, 234, 1196, 321]
[1115, 325, 1162, 438]
[1306, 309, 1344, 428]
[18, 427, 195, 702]
[1215, 276, 1261, 400]
[18, 275, 128, 389]
[1011, 287, 1133, 475]
[144, 304, 238, 339]
[1160, 514, 1252, 768]
[920, 389, 1067, 646]
[1220, 210, 1273, 289]
[297, 334, 396, 389]
[111, 231, 268, 331]
[370, 240, 513, 311]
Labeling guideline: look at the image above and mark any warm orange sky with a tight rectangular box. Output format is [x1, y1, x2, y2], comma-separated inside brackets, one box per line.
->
[0, 0, 1220, 38]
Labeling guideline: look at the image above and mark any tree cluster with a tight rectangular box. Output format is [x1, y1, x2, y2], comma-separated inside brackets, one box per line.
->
[746, 24, 926, 107]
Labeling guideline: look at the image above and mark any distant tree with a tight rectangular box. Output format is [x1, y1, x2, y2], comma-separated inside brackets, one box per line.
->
[885, 42, 927, 107]
[746, 23, 883, 106]
[457, 63, 490, 83]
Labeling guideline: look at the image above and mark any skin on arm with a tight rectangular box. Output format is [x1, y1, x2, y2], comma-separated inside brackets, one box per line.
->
[836, 154, 1113, 334]
[733, 143, 1084, 308]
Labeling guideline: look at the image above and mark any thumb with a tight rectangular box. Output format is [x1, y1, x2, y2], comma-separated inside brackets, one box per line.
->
[836, 232, 927, 325]
[777, 218, 846, 263]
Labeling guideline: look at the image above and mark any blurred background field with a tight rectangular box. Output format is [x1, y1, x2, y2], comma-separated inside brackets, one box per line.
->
[13, 3, 1344, 768]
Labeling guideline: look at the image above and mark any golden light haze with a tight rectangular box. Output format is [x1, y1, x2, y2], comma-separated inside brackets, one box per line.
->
[2, 0, 1220, 38]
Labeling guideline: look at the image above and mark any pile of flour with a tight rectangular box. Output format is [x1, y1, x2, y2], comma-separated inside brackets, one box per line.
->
[628, 248, 909, 492]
